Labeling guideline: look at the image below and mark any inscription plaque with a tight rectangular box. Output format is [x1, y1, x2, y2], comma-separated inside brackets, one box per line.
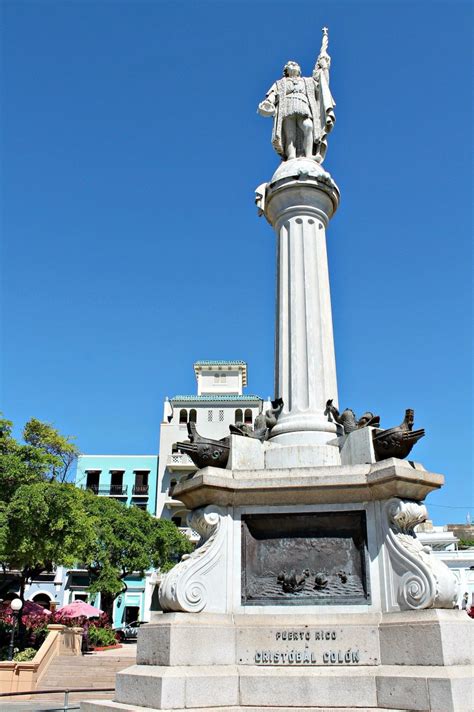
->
[241, 511, 370, 605]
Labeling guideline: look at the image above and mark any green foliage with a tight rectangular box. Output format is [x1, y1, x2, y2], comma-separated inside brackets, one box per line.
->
[87, 625, 117, 648]
[83, 495, 193, 617]
[0, 417, 49, 504]
[14, 647, 37, 662]
[23, 418, 79, 483]
[458, 539, 474, 550]
[0, 415, 79, 506]
[0, 413, 192, 622]
[3, 482, 94, 577]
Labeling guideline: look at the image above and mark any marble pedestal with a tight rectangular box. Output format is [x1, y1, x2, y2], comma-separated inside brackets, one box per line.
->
[82, 459, 472, 712]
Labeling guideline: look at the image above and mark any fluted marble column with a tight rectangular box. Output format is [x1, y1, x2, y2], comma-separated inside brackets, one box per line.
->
[263, 158, 340, 456]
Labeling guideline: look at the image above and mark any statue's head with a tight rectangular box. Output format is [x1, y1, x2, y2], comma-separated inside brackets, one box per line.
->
[283, 61, 301, 78]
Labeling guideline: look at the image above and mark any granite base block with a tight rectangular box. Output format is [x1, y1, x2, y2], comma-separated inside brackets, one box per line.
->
[115, 664, 239, 709]
[379, 609, 473, 666]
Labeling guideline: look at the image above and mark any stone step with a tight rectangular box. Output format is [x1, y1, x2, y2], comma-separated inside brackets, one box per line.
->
[108, 663, 472, 712]
[38, 653, 133, 696]
[82, 703, 408, 712]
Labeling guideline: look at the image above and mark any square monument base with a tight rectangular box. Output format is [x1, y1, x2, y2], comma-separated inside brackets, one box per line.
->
[81, 610, 473, 712]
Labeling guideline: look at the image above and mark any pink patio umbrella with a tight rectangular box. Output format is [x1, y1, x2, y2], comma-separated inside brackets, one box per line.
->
[0, 599, 51, 616]
[57, 600, 103, 619]
[22, 599, 52, 616]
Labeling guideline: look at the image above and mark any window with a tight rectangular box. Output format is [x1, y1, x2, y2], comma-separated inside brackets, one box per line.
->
[208, 410, 213, 422]
[220, 374, 226, 383]
[172, 516, 183, 526]
[219, 410, 224, 422]
[235, 409, 243, 424]
[110, 470, 124, 495]
[133, 471, 149, 495]
[214, 373, 220, 383]
[244, 409, 253, 425]
[170, 478, 177, 488]
[189, 409, 197, 423]
[179, 409, 188, 424]
[134, 503, 147, 511]
[86, 470, 100, 493]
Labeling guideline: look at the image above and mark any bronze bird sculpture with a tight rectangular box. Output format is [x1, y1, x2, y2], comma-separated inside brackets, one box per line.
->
[372, 408, 425, 462]
[325, 399, 380, 434]
[173, 421, 230, 470]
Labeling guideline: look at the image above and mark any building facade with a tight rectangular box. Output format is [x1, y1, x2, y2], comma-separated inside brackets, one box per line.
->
[64, 361, 268, 622]
[71, 454, 158, 626]
[156, 360, 269, 531]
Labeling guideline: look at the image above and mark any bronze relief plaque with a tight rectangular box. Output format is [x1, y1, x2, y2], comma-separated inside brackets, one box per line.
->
[241, 511, 371, 605]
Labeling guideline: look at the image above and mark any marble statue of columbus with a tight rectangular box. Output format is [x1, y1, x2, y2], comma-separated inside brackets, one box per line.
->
[258, 28, 336, 163]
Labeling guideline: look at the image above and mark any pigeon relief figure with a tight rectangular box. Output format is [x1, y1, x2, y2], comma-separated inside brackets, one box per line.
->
[277, 569, 310, 593]
[314, 572, 329, 589]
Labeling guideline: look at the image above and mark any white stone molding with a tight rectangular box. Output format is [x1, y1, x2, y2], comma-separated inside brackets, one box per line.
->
[383, 498, 458, 610]
[159, 506, 228, 613]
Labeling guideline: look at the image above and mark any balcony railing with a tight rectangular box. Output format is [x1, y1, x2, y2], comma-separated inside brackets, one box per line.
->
[166, 452, 197, 472]
[178, 526, 201, 543]
[82, 485, 128, 496]
[132, 484, 149, 496]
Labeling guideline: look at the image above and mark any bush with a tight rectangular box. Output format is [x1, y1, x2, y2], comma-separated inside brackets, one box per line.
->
[87, 625, 117, 648]
[14, 647, 37, 662]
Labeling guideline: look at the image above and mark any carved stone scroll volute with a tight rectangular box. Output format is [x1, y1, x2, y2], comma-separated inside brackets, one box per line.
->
[382, 498, 458, 611]
[159, 506, 229, 613]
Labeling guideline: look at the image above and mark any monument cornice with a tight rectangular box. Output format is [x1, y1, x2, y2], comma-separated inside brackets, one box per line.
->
[171, 458, 444, 509]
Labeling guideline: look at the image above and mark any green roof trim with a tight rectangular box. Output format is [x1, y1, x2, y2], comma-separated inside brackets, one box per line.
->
[171, 395, 261, 402]
[193, 360, 246, 366]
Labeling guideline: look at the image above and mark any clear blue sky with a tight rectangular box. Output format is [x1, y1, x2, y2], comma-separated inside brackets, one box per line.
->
[1, 1, 472, 524]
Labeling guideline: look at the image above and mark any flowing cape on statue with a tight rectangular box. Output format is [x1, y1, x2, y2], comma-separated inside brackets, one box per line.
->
[269, 74, 335, 163]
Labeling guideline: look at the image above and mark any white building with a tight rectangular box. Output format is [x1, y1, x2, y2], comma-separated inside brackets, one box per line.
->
[416, 521, 474, 609]
[155, 360, 268, 535]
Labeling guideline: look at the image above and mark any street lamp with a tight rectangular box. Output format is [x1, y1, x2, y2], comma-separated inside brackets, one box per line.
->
[7, 598, 23, 662]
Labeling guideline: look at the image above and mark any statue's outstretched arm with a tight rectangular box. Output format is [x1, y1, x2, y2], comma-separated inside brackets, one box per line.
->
[313, 27, 331, 85]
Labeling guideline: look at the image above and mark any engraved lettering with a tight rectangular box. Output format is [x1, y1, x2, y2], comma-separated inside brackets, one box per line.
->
[255, 652, 261, 663]
[330, 651, 337, 663]
[331, 631, 337, 640]
[303, 650, 310, 663]
[315, 632, 321, 640]
[345, 650, 351, 663]
[296, 651, 302, 663]
[323, 652, 330, 663]
[276, 632, 281, 640]
[273, 652, 280, 663]
[352, 650, 360, 663]
[305, 631, 310, 640]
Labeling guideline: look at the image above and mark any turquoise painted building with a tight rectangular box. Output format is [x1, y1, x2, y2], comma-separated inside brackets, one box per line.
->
[73, 454, 158, 626]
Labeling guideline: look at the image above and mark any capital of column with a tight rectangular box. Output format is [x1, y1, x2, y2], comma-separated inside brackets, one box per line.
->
[264, 158, 340, 228]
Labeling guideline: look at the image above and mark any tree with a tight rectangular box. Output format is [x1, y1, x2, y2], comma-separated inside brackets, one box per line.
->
[0, 482, 95, 599]
[23, 418, 79, 483]
[83, 494, 193, 620]
[0, 417, 51, 504]
[0, 415, 79, 504]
